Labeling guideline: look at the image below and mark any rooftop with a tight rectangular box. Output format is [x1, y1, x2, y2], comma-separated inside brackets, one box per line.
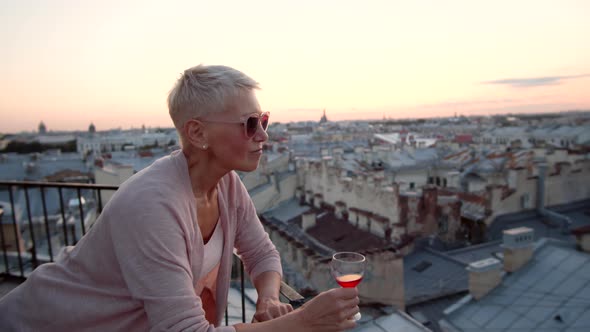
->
[263, 199, 392, 256]
[487, 199, 590, 242]
[306, 212, 390, 253]
[441, 239, 590, 331]
[404, 248, 468, 305]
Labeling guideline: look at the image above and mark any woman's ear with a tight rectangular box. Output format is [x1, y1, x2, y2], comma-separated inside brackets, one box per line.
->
[183, 119, 208, 150]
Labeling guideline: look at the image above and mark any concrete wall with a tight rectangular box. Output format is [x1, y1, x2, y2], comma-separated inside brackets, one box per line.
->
[241, 171, 268, 191]
[251, 172, 298, 213]
[485, 160, 590, 226]
[299, 159, 400, 228]
[544, 161, 590, 206]
[395, 169, 428, 191]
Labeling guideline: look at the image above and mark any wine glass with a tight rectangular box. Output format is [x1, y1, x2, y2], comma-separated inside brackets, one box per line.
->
[330, 252, 366, 321]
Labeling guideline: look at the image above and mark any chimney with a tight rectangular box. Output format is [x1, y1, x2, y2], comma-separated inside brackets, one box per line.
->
[467, 258, 502, 300]
[502, 227, 534, 272]
[302, 211, 317, 231]
[295, 187, 304, 204]
[305, 190, 313, 205]
[334, 201, 346, 219]
[537, 163, 548, 210]
[571, 225, 590, 253]
[313, 194, 323, 209]
[347, 208, 358, 227]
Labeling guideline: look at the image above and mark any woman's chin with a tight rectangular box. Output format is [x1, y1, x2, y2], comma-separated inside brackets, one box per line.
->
[235, 162, 260, 173]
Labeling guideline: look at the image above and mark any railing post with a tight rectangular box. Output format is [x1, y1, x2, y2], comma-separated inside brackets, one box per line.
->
[76, 188, 86, 235]
[40, 187, 54, 262]
[240, 260, 246, 323]
[97, 189, 103, 214]
[0, 208, 8, 274]
[58, 187, 69, 246]
[24, 187, 38, 269]
[8, 186, 24, 277]
[225, 306, 229, 326]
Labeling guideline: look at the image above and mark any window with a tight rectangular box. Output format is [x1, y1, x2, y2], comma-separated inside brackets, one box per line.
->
[409, 182, 415, 189]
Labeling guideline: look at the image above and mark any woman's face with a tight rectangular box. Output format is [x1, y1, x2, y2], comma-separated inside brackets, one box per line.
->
[204, 90, 269, 173]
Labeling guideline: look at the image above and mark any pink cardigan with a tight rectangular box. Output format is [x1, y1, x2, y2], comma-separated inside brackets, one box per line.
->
[0, 150, 282, 331]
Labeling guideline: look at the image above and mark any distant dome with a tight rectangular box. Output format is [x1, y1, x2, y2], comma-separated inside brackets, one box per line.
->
[38, 121, 47, 134]
[89, 123, 96, 133]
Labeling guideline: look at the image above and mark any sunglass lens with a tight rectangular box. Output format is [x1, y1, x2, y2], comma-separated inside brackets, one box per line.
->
[261, 114, 269, 130]
[246, 117, 258, 137]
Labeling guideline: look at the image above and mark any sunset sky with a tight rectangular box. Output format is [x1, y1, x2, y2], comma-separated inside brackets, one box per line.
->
[1, 0, 589, 133]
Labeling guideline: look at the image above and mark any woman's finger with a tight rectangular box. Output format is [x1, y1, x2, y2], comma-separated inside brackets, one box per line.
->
[341, 306, 360, 321]
[338, 318, 357, 331]
[341, 296, 360, 310]
[330, 287, 358, 300]
[280, 303, 293, 315]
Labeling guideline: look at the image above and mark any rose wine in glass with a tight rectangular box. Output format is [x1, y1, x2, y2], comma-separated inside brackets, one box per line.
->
[330, 252, 366, 321]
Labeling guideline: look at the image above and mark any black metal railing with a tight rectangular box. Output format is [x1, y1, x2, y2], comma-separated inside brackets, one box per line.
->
[0, 180, 302, 324]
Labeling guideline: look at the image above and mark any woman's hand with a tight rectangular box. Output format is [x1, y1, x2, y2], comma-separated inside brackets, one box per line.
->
[253, 296, 293, 322]
[297, 287, 360, 332]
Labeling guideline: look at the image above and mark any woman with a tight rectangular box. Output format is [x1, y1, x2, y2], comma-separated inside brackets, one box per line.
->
[0, 65, 359, 331]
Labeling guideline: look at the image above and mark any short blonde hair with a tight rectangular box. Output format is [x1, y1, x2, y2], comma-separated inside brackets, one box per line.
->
[167, 64, 259, 131]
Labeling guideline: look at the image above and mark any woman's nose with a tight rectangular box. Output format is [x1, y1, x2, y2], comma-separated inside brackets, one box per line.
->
[253, 123, 269, 142]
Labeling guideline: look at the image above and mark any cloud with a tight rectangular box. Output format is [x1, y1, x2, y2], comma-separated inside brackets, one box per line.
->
[482, 74, 590, 88]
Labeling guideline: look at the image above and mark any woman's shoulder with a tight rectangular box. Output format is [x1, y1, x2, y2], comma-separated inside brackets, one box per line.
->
[111, 153, 192, 207]
[218, 171, 247, 196]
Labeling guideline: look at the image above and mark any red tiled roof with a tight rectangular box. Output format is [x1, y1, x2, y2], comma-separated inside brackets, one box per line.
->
[454, 134, 473, 144]
[306, 213, 390, 252]
[571, 225, 590, 235]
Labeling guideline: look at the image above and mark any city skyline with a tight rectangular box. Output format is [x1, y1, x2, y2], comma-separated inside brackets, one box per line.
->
[1, 0, 589, 133]
[4, 109, 588, 135]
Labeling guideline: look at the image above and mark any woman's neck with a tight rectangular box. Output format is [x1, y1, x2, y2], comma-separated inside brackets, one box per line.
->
[183, 148, 228, 200]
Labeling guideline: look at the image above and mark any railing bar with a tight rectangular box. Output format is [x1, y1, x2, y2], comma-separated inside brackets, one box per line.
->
[97, 188, 103, 214]
[0, 181, 118, 191]
[77, 188, 86, 235]
[240, 260, 246, 323]
[280, 281, 305, 302]
[24, 187, 38, 269]
[58, 187, 68, 246]
[0, 208, 9, 274]
[8, 186, 24, 277]
[40, 187, 53, 262]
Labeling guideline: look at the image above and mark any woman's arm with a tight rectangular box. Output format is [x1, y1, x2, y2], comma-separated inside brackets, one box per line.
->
[252, 271, 293, 322]
[235, 288, 359, 332]
[232, 173, 282, 281]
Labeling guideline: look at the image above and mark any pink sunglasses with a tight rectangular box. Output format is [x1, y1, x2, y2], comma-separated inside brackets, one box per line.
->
[199, 112, 270, 138]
